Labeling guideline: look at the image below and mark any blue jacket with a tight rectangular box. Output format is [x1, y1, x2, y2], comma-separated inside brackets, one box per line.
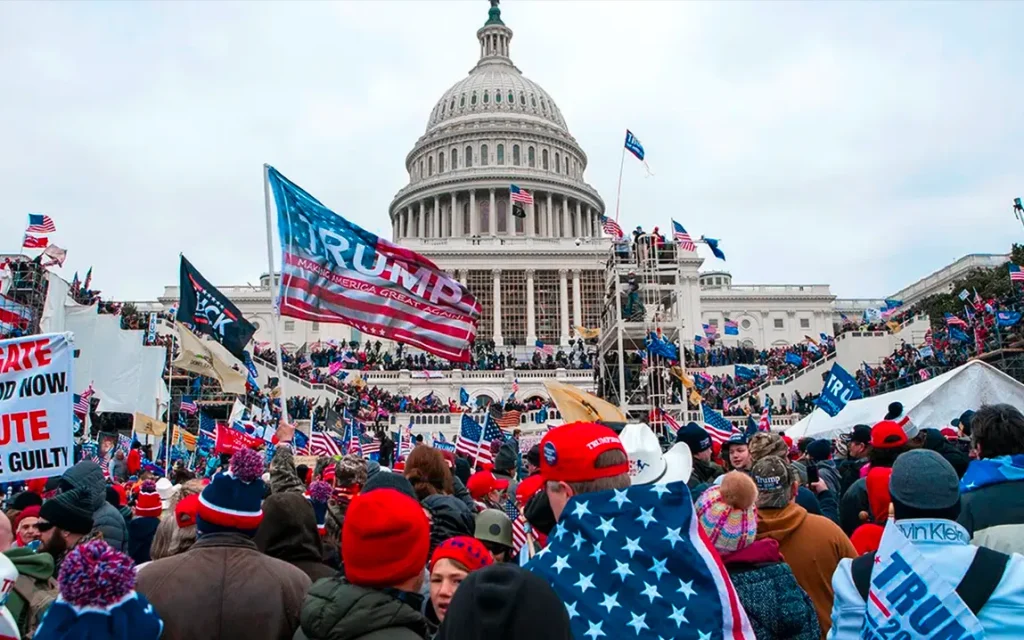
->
[827, 518, 1024, 640]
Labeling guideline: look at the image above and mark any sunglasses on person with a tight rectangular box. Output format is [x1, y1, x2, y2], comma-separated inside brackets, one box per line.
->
[35, 520, 55, 532]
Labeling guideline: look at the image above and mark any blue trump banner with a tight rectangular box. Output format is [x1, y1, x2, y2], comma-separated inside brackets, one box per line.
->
[735, 364, 757, 380]
[816, 364, 863, 417]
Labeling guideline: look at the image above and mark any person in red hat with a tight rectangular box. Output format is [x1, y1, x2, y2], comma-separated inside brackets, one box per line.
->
[466, 471, 509, 511]
[428, 536, 494, 623]
[127, 480, 162, 565]
[538, 421, 631, 522]
[839, 419, 911, 535]
[295, 488, 433, 640]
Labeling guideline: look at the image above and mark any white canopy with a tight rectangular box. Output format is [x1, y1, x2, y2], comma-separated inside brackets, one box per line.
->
[786, 360, 1024, 441]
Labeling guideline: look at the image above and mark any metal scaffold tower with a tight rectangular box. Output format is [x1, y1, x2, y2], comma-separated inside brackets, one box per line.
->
[595, 235, 702, 438]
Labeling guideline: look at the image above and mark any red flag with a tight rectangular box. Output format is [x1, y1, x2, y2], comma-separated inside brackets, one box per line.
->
[23, 235, 48, 249]
[215, 423, 262, 454]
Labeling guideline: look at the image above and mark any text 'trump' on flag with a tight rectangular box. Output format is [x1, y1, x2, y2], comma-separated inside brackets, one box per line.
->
[267, 166, 481, 363]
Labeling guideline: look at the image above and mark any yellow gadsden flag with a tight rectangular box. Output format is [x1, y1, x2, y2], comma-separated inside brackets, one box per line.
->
[133, 412, 168, 437]
[172, 426, 197, 451]
[543, 379, 626, 425]
[575, 325, 601, 340]
[173, 325, 247, 394]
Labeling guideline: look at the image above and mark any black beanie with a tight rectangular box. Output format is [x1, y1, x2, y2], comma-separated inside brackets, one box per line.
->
[526, 445, 540, 468]
[39, 487, 94, 535]
[885, 402, 904, 421]
[11, 491, 43, 511]
[437, 563, 572, 640]
[362, 470, 417, 502]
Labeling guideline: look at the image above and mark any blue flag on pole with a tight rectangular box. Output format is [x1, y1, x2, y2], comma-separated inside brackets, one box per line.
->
[815, 364, 863, 417]
[624, 129, 645, 161]
[785, 352, 803, 366]
[734, 365, 757, 381]
[703, 237, 726, 261]
[459, 387, 470, 406]
[996, 311, 1021, 327]
[949, 327, 969, 343]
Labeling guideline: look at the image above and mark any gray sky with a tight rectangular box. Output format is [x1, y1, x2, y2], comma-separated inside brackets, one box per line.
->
[2, 1, 1021, 301]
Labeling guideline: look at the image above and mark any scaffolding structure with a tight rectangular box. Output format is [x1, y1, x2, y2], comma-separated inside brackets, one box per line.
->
[595, 236, 702, 438]
[1, 255, 50, 337]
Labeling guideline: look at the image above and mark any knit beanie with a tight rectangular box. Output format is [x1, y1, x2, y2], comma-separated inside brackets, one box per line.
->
[676, 422, 712, 455]
[342, 488, 430, 588]
[805, 439, 832, 462]
[307, 481, 332, 536]
[695, 472, 758, 554]
[133, 481, 162, 518]
[436, 563, 572, 640]
[429, 536, 494, 573]
[197, 448, 265, 537]
[362, 469, 418, 502]
[11, 489, 43, 511]
[335, 455, 368, 487]
[32, 539, 163, 640]
[40, 487, 93, 535]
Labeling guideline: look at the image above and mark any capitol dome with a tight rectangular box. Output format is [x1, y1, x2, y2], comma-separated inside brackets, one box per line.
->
[389, 0, 605, 244]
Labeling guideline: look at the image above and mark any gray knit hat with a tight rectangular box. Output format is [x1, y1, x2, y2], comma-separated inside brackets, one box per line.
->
[890, 449, 959, 510]
[39, 487, 94, 534]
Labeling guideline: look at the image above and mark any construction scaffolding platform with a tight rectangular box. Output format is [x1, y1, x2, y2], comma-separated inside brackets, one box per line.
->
[595, 236, 704, 436]
[1, 255, 50, 338]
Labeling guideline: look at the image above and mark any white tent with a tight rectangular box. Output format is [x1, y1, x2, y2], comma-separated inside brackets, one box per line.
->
[786, 360, 1024, 441]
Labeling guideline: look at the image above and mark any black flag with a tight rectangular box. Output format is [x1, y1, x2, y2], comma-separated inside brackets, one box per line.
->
[177, 256, 256, 361]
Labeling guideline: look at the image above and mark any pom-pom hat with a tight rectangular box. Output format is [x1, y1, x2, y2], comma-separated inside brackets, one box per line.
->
[695, 472, 758, 554]
[197, 448, 266, 537]
[539, 421, 628, 483]
[134, 480, 162, 518]
[307, 480, 332, 535]
[342, 489, 430, 588]
[32, 539, 163, 640]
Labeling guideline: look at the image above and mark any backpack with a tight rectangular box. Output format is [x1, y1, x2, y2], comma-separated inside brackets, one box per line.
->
[851, 546, 1010, 616]
[12, 573, 58, 638]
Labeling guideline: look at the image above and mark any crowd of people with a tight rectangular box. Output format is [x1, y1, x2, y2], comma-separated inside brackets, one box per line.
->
[4, 397, 1024, 639]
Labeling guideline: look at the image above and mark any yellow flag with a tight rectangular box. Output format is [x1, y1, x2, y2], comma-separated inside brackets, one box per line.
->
[173, 324, 247, 394]
[804, 334, 819, 346]
[575, 325, 601, 340]
[887, 321, 901, 333]
[172, 426, 197, 451]
[542, 379, 626, 425]
[689, 388, 703, 406]
[133, 412, 168, 437]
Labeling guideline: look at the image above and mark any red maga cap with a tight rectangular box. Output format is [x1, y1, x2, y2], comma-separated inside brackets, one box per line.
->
[539, 422, 628, 483]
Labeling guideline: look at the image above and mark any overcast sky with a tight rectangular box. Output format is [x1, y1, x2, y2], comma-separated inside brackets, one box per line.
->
[2, 1, 1021, 301]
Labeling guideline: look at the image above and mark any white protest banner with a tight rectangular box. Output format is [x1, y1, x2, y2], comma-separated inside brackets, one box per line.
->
[863, 520, 984, 639]
[0, 333, 74, 482]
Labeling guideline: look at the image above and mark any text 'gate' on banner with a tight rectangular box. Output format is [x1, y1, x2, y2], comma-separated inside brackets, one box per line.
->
[0, 333, 74, 482]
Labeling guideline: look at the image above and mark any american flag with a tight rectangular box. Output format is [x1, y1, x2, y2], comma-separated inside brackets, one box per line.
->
[511, 379, 519, 396]
[510, 184, 534, 205]
[398, 422, 414, 457]
[527, 482, 755, 639]
[1010, 264, 1024, 283]
[494, 409, 522, 431]
[503, 497, 528, 554]
[661, 408, 681, 434]
[23, 235, 48, 249]
[601, 216, 624, 238]
[944, 313, 968, 328]
[757, 405, 772, 432]
[701, 403, 737, 444]
[26, 214, 56, 234]
[671, 220, 695, 252]
[535, 339, 553, 356]
[310, 429, 343, 457]
[361, 438, 381, 456]
[268, 167, 481, 364]
[179, 395, 198, 415]
[74, 385, 94, 417]
[455, 414, 503, 465]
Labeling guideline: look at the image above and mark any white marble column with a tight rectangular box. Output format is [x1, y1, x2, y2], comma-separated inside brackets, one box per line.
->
[469, 190, 478, 236]
[488, 188, 497, 236]
[451, 192, 459, 238]
[492, 268, 503, 346]
[565, 195, 573, 238]
[508, 189, 515, 236]
[526, 195, 535, 238]
[585, 206, 593, 237]
[546, 193, 554, 237]
[417, 201, 425, 237]
[572, 269, 582, 327]
[392, 215, 398, 241]
[458, 269, 467, 287]
[526, 269, 536, 343]
[574, 201, 582, 238]
[559, 268, 570, 345]
[433, 195, 441, 238]
[402, 207, 410, 238]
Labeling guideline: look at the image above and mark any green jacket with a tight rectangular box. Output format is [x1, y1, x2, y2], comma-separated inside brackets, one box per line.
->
[295, 578, 428, 640]
[3, 547, 57, 637]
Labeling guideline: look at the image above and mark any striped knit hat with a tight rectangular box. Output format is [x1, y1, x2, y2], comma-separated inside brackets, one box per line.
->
[695, 472, 758, 554]
[133, 481, 162, 518]
[307, 481, 332, 536]
[197, 448, 266, 537]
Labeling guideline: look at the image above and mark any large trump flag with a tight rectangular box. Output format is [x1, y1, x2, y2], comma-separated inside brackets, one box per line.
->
[266, 166, 480, 363]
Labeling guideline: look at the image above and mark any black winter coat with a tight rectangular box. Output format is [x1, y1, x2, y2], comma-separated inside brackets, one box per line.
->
[295, 579, 429, 640]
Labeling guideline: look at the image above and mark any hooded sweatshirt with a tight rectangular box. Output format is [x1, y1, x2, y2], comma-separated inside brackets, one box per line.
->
[757, 502, 856, 637]
[254, 492, 336, 583]
[60, 461, 130, 552]
[958, 454, 1024, 555]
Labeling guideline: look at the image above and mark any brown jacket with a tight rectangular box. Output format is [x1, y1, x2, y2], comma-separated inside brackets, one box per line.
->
[136, 532, 311, 640]
[756, 502, 856, 638]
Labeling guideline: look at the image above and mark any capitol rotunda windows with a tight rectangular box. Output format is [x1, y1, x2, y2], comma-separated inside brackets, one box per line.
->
[465, 146, 473, 167]
[481, 144, 488, 166]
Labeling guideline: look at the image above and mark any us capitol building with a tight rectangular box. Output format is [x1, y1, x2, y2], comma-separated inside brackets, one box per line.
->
[147, 2, 1005, 404]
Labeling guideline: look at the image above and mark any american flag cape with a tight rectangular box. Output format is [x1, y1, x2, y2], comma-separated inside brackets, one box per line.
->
[267, 166, 481, 363]
[526, 482, 754, 640]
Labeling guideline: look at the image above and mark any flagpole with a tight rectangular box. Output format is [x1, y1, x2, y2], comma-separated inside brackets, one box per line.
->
[262, 164, 290, 421]
[613, 145, 626, 222]
[165, 328, 175, 476]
